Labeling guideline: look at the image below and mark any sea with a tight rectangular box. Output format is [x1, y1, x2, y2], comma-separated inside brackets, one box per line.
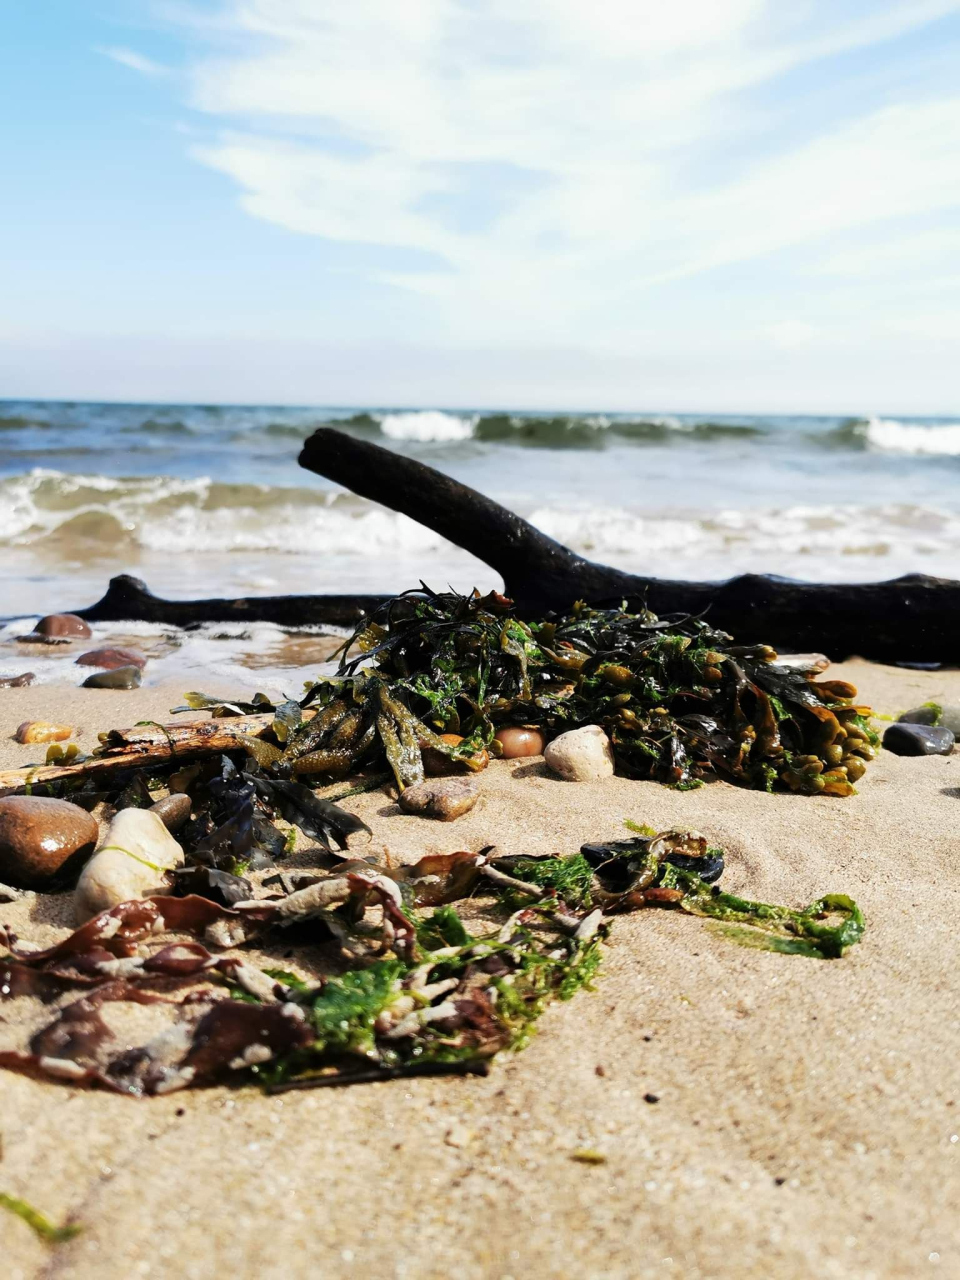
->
[1, 401, 957, 688]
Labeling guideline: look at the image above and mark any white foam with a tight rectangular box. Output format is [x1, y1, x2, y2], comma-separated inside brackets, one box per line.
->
[862, 417, 960, 455]
[378, 410, 476, 443]
[528, 501, 960, 561]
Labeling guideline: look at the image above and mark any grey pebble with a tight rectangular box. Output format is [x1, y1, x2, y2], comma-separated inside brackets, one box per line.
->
[883, 722, 955, 757]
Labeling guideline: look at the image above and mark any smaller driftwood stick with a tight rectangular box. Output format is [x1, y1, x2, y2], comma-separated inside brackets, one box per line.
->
[0, 710, 317, 796]
[73, 573, 386, 628]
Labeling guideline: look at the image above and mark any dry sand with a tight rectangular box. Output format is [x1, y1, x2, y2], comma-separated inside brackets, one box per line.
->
[1, 661, 959, 1280]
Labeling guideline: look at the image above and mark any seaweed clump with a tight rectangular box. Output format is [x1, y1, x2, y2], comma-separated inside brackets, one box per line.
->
[0, 827, 864, 1096]
[187, 588, 878, 796]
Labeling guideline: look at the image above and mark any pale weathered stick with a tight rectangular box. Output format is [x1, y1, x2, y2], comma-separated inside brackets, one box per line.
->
[0, 710, 317, 795]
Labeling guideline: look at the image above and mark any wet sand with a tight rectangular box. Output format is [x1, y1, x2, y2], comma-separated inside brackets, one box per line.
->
[2, 660, 959, 1280]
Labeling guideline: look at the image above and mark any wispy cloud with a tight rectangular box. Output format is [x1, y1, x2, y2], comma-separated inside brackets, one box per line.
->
[170, 1, 960, 358]
[97, 45, 169, 77]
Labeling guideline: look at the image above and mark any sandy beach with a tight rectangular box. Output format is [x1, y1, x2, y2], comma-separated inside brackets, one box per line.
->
[0, 659, 957, 1280]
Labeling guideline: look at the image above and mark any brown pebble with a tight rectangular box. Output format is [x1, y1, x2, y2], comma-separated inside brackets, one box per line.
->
[149, 793, 192, 833]
[15, 720, 73, 744]
[0, 672, 34, 688]
[76, 647, 147, 671]
[421, 732, 489, 776]
[398, 777, 480, 821]
[34, 613, 92, 638]
[493, 726, 545, 758]
[0, 796, 99, 888]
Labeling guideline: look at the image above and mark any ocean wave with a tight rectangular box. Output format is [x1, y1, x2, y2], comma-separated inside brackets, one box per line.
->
[529, 502, 960, 560]
[255, 413, 381, 440]
[315, 410, 766, 449]
[824, 417, 960, 455]
[0, 414, 53, 430]
[3, 470, 959, 565]
[379, 410, 477, 443]
[136, 418, 196, 437]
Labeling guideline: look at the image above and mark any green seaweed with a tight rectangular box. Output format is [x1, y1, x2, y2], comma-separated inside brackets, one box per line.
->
[310, 960, 405, 1056]
[506, 853, 595, 907]
[0, 1193, 81, 1244]
[168, 588, 878, 798]
[417, 904, 473, 950]
[656, 863, 864, 959]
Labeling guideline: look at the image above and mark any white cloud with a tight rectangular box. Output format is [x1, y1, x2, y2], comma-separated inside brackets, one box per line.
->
[169, 1, 960, 354]
[97, 45, 169, 76]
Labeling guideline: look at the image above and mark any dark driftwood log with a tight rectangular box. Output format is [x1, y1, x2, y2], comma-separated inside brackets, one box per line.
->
[66, 428, 958, 662]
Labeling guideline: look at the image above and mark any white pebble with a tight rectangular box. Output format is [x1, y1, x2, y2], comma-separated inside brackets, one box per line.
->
[75, 808, 184, 921]
[543, 725, 615, 782]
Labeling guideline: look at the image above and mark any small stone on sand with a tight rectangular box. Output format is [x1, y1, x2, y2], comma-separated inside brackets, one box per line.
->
[14, 720, 73, 744]
[544, 725, 615, 781]
[0, 795, 99, 888]
[398, 777, 480, 821]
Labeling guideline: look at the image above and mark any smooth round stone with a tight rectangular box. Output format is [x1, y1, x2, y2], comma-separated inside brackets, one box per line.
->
[544, 724, 616, 781]
[149, 793, 192, 833]
[75, 808, 184, 920]
[76, 647, 147, 671]
[14, 720, 73, 744]
[398, 777, 480, 821]
[35, 613, 92, 638]
[0, 672, 35, 688]
[421, 732, 489, 776]
[81, 665, 142, 690]
[883, 723, 955, 757]
[493, 726, 545, 759]
[0, 796, 99, 889]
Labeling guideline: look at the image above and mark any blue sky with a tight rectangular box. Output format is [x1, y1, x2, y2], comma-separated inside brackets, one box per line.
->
[1, 0, 959, 412]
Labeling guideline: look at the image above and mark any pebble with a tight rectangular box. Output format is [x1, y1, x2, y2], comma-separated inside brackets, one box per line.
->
[544, 724, 616, 781]
[34, 613, 92, 638]
[494, 726, 546, 758]
[81, 665, 142, 690]
[75, 808, 185, 920]
[0, 796, 99, 889]
[398, 777, 480, 821]
[149, 793, 192, 833]
[76, 647, 148, 671]
[421, 733, 489, 776]
[0, 672, 35, 688]
[899, 703, 960, 736]
[882, 723, 955, 757]
[14, 720, 74, 744]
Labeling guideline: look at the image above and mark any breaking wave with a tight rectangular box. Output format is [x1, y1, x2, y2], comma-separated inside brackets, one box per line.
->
[824, 417, 960, 455]
[3, 470, 959, 566]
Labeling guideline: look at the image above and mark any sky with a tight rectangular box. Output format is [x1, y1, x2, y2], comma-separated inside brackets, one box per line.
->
[1, 0, 959, 412]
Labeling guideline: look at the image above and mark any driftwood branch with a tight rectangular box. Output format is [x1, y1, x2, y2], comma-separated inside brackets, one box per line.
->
[298, 429, 958, 663]
[61, 427, 959, 662]
[74, 574, 386, 629]
[0, 711, 316, 796]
